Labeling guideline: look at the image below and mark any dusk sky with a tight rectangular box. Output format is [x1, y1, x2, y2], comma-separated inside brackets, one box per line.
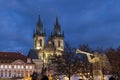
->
[0, 0, 120, 55]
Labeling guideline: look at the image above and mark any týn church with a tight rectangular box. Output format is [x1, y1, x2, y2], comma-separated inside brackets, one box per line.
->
[27, 15, 64, 74]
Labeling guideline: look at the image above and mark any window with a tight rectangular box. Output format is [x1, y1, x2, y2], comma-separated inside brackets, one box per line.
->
[58, 40, 60, 47]
[26, 66, 28, 69]
[1, 70, 3, 77]
[5, 70, 7, 77]
[9, 71, 11, 77]
[21, 71, 24, 77]
[26, 71, 28, 77]
[14, 65, 16, 69]
[30, 66, 32, 69]
[18, 65, 20, 69]
[5, 65, 7, 69]
[1, 65, 3, 69]
[21, 65, 24, 69]
[18, 70, 20, 77]
[9, 65, 11, 69]
[30, 71, 32, 75]
[14, 70, 16, 77]
[39, 39, 42, 46]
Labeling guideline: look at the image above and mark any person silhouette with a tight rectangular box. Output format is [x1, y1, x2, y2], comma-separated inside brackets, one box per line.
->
[109, 76, 115, 80]
[41, 75, 48, 80]
[41, 68, 48, 80]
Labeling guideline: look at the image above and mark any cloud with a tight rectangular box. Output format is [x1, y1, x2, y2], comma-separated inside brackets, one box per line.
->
[0, 0, 120, 54]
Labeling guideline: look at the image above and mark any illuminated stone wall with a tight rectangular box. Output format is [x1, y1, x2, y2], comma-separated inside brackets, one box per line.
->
[0, 60, 35, 78]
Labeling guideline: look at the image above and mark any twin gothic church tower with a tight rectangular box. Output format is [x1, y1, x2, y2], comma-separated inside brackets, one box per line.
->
[32, 15, 64, 62]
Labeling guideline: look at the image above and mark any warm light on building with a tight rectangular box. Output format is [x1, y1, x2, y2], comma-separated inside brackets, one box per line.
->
[14, 65, 16, 69]
[5, 65, 7, 69]
[21, 65, 24, 69]
[30, 66, 32, 69]
[26, 65, 28, 69]
[9, 65, 11, 69]
[0, 52, 35, 79]
[1, 65, 3, 68]
[18, 65, 20, 69]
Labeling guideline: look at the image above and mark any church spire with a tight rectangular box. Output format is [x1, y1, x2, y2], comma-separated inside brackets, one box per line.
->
[54, 16, 61, 35]
[36, 15, 43, 34]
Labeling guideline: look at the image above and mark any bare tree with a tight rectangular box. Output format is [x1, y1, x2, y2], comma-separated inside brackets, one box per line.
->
[49, 42, 82, 80]
[78, 44, 93, 78]
[105, 47, 120, 79]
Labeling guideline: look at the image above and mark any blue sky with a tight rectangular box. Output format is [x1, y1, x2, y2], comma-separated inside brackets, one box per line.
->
[0, 0, 120, 55]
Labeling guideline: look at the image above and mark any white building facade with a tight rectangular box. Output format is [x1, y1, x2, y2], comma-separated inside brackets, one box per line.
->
[0, 52, 35, 79]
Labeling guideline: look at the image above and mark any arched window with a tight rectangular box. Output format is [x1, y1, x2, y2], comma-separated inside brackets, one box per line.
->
[18, 70, 20, 77]
[58, 40, 60, 47]
[1, 70, 3, 77]
[9, 71, 11, 77]
[39, 39, 42, 46]
[14, 70, 16, 77]
[26, 71, 28, 77]
[21, 71, 24, 77]
[5, 70, 7, 77]
[30, 71, 32, 75]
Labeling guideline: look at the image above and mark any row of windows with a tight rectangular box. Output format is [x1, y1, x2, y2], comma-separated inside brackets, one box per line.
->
[0, 70, 32, 77]
[0, 60, 12, 63]
[0, 65, 33, 69]
[0, 70, 32, 73]
[37, 39, 62, 47]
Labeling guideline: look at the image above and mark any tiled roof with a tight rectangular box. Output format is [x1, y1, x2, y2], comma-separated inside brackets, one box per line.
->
[27, 49, 39, 59]
[0, 52, 27, 63]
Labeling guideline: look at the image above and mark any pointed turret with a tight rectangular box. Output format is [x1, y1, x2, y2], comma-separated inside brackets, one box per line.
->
[36, 15, 43, 34]
[50, 16, 64, 52]
[54, 16, 61, 35]
[33, 15, 46, 50]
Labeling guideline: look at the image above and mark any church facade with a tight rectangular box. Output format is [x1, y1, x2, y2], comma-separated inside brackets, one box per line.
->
[33, 16, 64, 63]
[28, 16, 64, 73]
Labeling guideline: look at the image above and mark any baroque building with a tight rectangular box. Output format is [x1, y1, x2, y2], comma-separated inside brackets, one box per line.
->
[28, 15, 64, 73]
[0, 52, 35, 79]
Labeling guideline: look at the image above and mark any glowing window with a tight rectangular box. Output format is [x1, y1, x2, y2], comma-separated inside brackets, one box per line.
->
[26, 66, 28, 69]
[21, 65, 24, 69]
[39, 39, 42, 46]
[5, 65, 7, 69]
[1, 65, 3, 69]
[58, 40, 60, 47]
[18, 65, 20, 69]
[9, 65, 11, 69]
[30, 66, 32, 69]
[14, 65, 16, 69]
